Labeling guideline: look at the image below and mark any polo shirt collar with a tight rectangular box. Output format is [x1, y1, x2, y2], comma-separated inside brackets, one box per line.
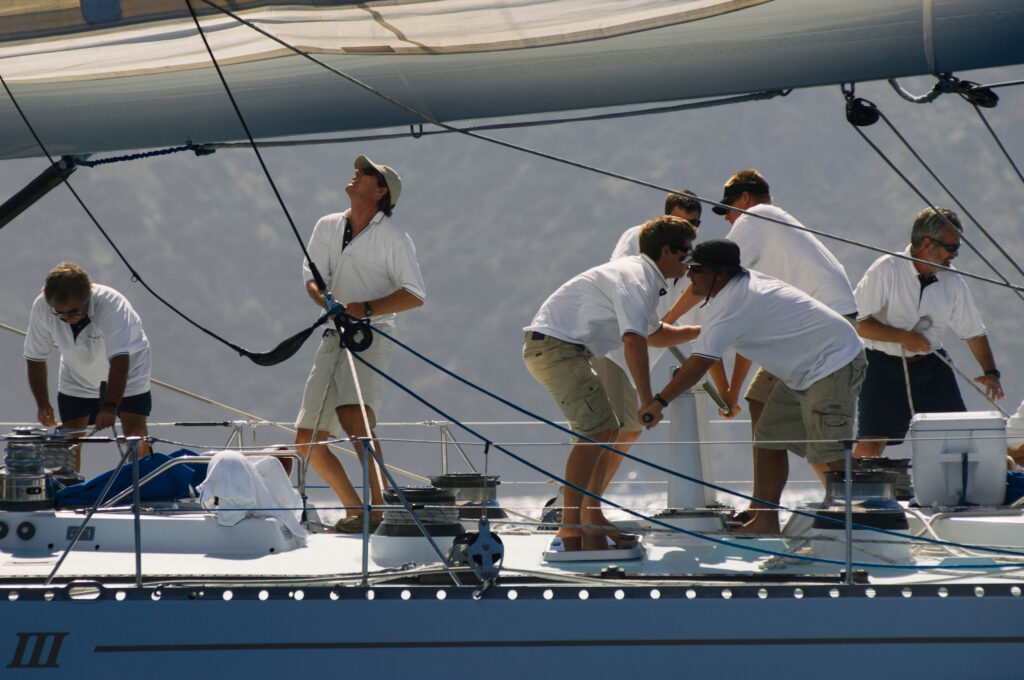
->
[639, 253, 670, 288]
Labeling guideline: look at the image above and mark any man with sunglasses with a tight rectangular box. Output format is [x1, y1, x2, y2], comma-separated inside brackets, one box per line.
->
[595, 191, 708, 496]
[524, 216, 698, 551]
[294, 155, 425, 534]
[692, 169, 858, 533]
[852, 207, 1003, 460]
[639, 239, 866, 535]
[24, 262, 152, 469]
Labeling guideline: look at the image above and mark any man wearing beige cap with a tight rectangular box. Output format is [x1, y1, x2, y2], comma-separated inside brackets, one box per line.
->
[294, 155, 426, 533]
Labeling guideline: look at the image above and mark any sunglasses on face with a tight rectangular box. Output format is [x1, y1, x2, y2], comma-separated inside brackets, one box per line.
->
[934, 239, 960, 253]
[51, 304, 88, 321]
[689, 217, 701, 228]
[687, 264, 704, 274]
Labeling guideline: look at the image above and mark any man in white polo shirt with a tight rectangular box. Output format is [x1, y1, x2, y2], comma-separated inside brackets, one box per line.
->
[524, 216, 699, 552]
[294, 155, 426, 533]
[852, 207, 1003, 460]
[639, 239, 866, 534]
[596, 191, 704, 496]
[25, 262, 152, 469]
[704, 169, 858, 532]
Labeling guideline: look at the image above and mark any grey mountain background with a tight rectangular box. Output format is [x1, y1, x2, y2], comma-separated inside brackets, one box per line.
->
[1, 68, 1021, 495]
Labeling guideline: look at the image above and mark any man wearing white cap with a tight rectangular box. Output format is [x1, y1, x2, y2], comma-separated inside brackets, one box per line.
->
[294, 155, 426, 533]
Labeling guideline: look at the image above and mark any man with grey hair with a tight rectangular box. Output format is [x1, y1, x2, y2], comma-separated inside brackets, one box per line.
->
[24, 262, 152, 468]
[852, 206, 1004, 460]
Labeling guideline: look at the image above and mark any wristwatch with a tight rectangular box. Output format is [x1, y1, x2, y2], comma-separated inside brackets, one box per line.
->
[985, 369, 1001, 379]
[363, 301, 374, 317]
[654, 393, 669, 408]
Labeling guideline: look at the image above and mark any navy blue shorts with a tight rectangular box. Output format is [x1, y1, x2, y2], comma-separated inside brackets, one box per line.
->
[57, 391, 153, 425]
[856, 349, 965, 443]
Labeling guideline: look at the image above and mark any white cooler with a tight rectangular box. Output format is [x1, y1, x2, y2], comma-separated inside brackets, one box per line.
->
[910, 411, 1007, 507]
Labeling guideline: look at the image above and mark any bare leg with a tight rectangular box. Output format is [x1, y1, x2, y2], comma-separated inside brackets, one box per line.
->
[119, 412, 151, 458]
[337, 405, 385, 517]
[811, 459, 845, 485]
[739, 399, 788, 535]
[853, 438, 887, 459]
[597, 430, 642, 494]
[295, 427, 363, 517]
[560, 428, 616, 551]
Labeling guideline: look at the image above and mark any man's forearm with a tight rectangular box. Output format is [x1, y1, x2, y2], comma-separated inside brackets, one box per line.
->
[103, 354, 131, 405]
[26, 360, 49, 407]
[622, 334, 653, 404]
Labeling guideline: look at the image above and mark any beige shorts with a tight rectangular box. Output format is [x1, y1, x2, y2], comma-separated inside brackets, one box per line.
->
[593, 356, 642, 433]
[295, 330, 394, 436]
[744, 367, 779, 404]
[753, 351, 866, 464]
[523, 333, 619, 439]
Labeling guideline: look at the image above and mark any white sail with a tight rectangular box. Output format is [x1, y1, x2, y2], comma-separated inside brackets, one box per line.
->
[0, 0, 1022, 158]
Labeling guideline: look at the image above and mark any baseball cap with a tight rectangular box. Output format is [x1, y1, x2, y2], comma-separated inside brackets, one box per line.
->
[682, 239, 746, 273]
[355, 155, 402, 210]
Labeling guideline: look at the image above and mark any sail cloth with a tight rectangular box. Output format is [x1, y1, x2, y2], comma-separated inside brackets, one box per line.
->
[0, 0, 769, 83]
[197, 450, 306, 543]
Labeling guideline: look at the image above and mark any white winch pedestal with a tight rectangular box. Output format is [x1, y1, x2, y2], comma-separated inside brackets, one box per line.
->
[647, 384, 724, 542]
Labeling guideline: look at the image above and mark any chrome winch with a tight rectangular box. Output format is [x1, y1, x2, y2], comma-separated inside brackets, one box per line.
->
[0, 427, 82, 510]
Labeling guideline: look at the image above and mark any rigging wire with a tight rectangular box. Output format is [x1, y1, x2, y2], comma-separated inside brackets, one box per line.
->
[874, 107, 1024, 289]
[971, 105, 1024, 184]
[183, 0, 327, 294]
[196, 0, 1024, 296]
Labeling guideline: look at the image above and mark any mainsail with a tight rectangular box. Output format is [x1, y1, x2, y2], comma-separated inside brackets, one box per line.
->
[1, 0, 1023, 159]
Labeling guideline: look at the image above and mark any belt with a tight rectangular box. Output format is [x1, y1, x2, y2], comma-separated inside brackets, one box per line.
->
[869, 348, 940, 363]
[528, 331, 585, 351]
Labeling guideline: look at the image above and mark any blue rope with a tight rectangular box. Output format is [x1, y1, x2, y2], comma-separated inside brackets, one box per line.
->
[348, 327, 1024, 570]
[74, 143, 207, 167]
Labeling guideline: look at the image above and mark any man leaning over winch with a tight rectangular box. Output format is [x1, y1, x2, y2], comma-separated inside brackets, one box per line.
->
[24, 262, 153, 469]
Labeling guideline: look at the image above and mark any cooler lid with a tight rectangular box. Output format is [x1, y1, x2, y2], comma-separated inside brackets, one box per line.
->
[909, 411, 1006, 431]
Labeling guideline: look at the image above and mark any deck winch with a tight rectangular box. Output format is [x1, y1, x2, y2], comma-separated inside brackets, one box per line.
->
[0, 426, 71, 510]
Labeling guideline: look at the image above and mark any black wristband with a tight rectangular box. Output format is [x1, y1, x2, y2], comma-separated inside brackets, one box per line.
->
[654, 393, 669, 408]
[101, 401, 119, 410]
[985, 369, 1001, 379]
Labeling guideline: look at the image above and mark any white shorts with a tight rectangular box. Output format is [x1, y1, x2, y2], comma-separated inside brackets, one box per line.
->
[295, 329, 394, 436]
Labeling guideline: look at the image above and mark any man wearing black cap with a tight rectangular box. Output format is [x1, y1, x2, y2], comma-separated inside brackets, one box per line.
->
[639, 239, 866, 534]
[706, 169, 857, 531]
[293, 155, 426, 533]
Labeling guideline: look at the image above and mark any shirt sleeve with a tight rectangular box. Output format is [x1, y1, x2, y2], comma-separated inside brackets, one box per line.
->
[302, 216, 332, 289]
[947, 276, 987, 340]
[23, 295, 54, 361]
[1007, 400, 1024, 449]
[95, 294, 137, 358]
[610, 227, 639, 261]
[853, 257, 890, 320]
[387, 230, 427, 301]
[690, 304, 744, 360]
[612, 281, 657, 340]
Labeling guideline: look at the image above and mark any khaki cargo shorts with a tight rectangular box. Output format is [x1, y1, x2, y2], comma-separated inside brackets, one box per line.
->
[523, 333, 619, 439]
[593, 356, 642, 433]
[753, 351, 866, 464]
